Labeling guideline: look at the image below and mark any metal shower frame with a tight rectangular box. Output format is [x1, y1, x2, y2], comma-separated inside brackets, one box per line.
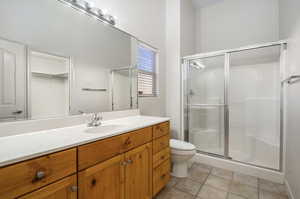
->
[181, 40, 288, 171]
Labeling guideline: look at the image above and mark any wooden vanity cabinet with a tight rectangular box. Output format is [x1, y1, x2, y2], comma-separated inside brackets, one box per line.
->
[0, 122, 170, 199]
[152, 122, 171, 197]
[78, 155, 125, 199]
[78, 140, 153, 199]
[124, 143, 152, 199]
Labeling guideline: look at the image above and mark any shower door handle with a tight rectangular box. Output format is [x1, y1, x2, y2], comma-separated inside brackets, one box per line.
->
[282, 75, 300, 84]
[12, 110, 23, 115]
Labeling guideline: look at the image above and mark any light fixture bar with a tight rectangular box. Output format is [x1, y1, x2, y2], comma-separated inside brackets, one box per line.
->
[58, 0, 116, 25]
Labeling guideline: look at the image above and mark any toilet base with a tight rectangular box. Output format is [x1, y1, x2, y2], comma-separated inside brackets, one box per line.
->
[171, 161, 188, 178]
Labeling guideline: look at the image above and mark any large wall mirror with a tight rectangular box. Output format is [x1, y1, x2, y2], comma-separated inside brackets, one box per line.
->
[0, 0, 140, 122]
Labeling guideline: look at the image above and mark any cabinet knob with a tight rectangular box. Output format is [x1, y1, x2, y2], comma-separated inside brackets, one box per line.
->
[127, 159, 133, 164]
[161, 155, 165, 160]
[160, 174, 166, 179]
[91, 178, 97, 186]
[70, 185, 78, 192]
[35, 171, 45, 180]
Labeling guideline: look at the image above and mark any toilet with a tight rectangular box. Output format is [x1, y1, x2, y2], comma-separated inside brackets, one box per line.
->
[170, 139, 196, 178]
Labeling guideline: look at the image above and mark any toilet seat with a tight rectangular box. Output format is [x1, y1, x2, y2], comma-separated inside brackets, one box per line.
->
[171, 148, 196, 155]
[170, 139, 196, 151]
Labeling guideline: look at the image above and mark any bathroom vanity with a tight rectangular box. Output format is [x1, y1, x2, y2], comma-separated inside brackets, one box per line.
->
[0, 118, 170, 199]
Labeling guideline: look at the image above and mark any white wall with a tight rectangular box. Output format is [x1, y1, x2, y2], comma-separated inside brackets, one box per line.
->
[71, 64, 111, 114]
[195, 0, 279, 53]
[93, 0, 167, 117]
[180, 0, 196, 57]
[166, 0, 181, 138]
[279, 0, 300, 198]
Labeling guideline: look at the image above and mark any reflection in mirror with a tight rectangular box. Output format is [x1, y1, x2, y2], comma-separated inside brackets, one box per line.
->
[0, 39, 26, 122]
[111, 68, 138, 111]
[0, 0, 139, 122]
[28, 50, 70, 119]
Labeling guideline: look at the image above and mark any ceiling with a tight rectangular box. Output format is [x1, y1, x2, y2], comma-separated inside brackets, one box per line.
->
[192, 0, 224, 8]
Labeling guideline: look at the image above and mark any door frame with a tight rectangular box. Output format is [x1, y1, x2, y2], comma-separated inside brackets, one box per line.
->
[182, 40, 287, 171]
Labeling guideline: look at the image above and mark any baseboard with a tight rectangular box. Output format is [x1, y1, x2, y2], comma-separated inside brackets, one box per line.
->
[285, 179, 295, 199]
[192, 153, 284, 183]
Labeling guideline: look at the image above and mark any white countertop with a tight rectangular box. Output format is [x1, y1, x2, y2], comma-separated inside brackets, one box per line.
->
[0, 115, 170, 167]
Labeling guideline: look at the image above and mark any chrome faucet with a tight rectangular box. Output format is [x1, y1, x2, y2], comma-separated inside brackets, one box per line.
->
[87, 113, 103, 127]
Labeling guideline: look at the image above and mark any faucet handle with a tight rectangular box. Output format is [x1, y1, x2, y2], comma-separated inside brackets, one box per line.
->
[91, 112, 98, 119]
[98, 113, 103, 121]
[93, 112, 102, 120]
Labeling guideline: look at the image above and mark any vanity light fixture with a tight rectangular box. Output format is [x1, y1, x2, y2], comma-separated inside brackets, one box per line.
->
[58, 0, 116, 25]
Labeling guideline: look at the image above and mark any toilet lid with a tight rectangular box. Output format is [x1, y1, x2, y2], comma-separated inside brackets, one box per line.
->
[170, 139, 196, 151]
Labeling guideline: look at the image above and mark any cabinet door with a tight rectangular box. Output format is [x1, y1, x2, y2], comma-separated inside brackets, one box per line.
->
[78, 154, 125, 199]
[125, 143, 152, 199]
[18, 175, 77, 199]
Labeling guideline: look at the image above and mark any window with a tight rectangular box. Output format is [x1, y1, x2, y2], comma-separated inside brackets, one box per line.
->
[137, 43, 158, 97]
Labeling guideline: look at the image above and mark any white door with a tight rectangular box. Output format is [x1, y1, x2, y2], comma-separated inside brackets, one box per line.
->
[0, 39, 26, 121]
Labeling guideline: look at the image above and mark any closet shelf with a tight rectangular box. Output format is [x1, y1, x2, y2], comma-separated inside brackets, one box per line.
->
[31, 72, 69, 79]
[81, 88, 107, 92]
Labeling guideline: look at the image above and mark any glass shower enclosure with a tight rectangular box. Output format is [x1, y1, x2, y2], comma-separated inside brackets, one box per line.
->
[182, 41, 287, 170]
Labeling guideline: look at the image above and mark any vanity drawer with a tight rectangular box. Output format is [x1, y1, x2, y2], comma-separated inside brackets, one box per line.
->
[153, 147, 170, 168]
[18, 175, 77, 199]
[78, 134, 124, 170]
[0, 148, 76, 199]
[153, 122, 169, 139]
[78, 127, 152, 170]
[153, 159, 170, 196]
[122, 126, 153, 152]
[153, 135, 170, 154]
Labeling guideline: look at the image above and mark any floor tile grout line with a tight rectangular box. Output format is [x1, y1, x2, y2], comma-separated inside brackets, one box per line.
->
[258, 178, 260, 199]
[227, 175, 234, 199]
[192, 164, 213, 199]
[164, 164, 286, 199]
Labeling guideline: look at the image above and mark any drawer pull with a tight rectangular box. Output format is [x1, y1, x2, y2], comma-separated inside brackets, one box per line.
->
[160, 155, 165, 160]
[124, 137, 132, 146]
[35, 171, 45, 180]
[127, 159, 133, 164]
[121, 161, 127, 166]
[70, 185, 78, 192]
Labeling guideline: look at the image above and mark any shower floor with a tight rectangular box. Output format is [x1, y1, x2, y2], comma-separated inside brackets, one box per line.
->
[193, 146, 279, 170]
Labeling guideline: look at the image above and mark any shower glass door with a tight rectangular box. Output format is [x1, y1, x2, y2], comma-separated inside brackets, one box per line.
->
[187, 55, 226, 156]
[228, 45, 281, 169]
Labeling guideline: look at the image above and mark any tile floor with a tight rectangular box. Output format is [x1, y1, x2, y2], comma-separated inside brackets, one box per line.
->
[154, 163, 289, 199]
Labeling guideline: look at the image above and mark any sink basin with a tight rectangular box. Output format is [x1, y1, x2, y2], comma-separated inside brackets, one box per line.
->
[85, 124, 124, 134]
